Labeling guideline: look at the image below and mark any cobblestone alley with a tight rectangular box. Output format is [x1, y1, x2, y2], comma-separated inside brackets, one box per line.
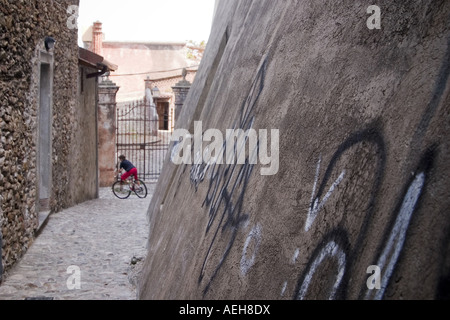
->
[0, 186, 154, 300]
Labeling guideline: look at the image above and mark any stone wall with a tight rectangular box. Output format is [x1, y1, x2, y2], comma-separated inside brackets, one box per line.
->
[0, 0, 85, 276]
[139, 0, 450, 300]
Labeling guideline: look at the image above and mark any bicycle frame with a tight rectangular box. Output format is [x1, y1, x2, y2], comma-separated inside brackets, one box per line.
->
[112, 174, 148, 199]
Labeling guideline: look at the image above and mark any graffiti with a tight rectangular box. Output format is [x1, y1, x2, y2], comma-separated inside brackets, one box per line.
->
[293, 127, 386, 300]
[410, 36, 450, 155]
[190, 64, 443, 300]
[305, 154, 346, 232]
[290, 40, 449, 297]
[190, 148, 214, 191]
[189, 63, 441, 300]
[293, 141, 437, 300]
[294, 231, 348, 300]
[362, 148, 435, 300]
[361, 37, 450, 299]
[197, 56, 268, 296]
[198, 145, 256, 295]
[290, 34, 448, 302]
[201, 138, 258, 233]
[366, 172, 426, 299]
[187, 34, 449, 300]
[240, 224, 262, 276]
[292, 249, 300, 264]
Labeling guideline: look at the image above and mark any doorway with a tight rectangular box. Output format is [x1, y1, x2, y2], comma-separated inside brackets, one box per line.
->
[156, 100, 170, 131]
[38, 52, 53, 218]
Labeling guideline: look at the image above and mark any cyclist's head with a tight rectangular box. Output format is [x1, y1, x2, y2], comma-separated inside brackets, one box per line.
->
[119, 155, 126, 161]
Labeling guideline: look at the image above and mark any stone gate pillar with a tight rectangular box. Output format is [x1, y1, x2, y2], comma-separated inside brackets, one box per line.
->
[172, 68, 192, 121]
[98, 75, 119, 187]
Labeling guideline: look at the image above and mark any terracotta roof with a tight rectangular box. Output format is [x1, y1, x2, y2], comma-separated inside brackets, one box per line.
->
[78, 47, 118, 72]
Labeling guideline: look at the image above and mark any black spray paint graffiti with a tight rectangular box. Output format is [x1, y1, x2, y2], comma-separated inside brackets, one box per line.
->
[293, 145, 436, 300]
[363, 36, 450, 299]
[305, 126, 386, 237]
[184, 33, 449, 299]
[293, 36, 449, 300]
[293, 126, 386, 300]
[410, 36, 450, 157]
[195, 57, 268, 296]
[361, 147, 436, 300]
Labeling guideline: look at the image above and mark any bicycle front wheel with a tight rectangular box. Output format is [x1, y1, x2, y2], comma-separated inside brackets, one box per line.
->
[134, 180, 148, 199]
[112, 181, 132, 199]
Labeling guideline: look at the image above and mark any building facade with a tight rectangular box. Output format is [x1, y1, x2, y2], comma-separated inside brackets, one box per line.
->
[0, 0, 114, 279]
[82, 21, 197, 129]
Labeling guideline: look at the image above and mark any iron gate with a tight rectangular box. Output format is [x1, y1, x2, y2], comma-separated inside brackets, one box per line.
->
[116, 99, 172, 183]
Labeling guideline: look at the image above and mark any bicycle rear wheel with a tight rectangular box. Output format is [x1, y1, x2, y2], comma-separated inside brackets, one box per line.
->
[134, 180, 148, 199]
[112, 181, 132, 199]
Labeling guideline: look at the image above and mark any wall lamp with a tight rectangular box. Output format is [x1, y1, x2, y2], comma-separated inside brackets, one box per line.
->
[152, 86, 161, 98]
[45, 37, 56, 52]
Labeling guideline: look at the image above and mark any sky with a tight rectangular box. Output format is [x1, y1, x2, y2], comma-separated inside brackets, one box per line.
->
[77, 0, 216, 46]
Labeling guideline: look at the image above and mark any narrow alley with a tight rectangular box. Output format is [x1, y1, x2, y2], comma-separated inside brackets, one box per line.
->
[0, 186, 154, 300]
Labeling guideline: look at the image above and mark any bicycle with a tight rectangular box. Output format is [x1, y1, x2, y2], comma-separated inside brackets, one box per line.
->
[112, 174, 148, 199]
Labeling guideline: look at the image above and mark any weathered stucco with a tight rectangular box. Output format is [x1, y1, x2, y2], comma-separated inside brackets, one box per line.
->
[139, 0, 450, 300]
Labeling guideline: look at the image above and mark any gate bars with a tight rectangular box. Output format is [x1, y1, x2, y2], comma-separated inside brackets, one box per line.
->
[116, 99, 172, 183]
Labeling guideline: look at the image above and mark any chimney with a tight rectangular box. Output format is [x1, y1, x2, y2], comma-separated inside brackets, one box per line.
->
[91, 21, 103, 56]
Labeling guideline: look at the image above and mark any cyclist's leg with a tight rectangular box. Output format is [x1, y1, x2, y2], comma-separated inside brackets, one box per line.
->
[121, 170, 132, 182]
[130, 168, 140, 186]
[129, 168, 144, 192]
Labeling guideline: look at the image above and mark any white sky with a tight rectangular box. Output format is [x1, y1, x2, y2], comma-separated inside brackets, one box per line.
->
[77, 0, 216, 45]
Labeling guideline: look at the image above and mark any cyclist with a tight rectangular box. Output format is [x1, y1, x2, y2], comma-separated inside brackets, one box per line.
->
[117, 155, 142, 191]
